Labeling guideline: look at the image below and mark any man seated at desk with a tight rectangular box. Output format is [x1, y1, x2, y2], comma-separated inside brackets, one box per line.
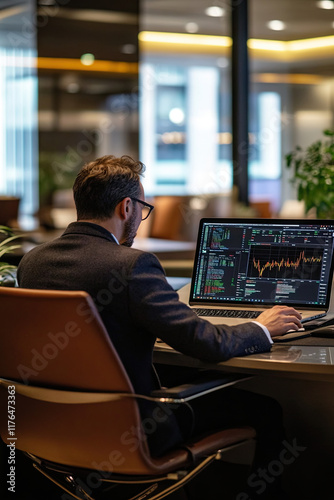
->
[17, 154, 302, 499]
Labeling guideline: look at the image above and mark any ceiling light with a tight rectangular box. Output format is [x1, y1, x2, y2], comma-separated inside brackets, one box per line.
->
[316, 1, 334, 9]
[66, 82, 80, 93]
[205, 6, 225, 17]
[217, 57, 229, 68]
[121, 44, 136, 54]
[247, 39, 286, 51]
[267, 20, 286, 31]
[139, 31, 232, 49]
[185, 22, 199, 33]
[169, 108, 185, 125]
[37, 57, 138, 74]
[80, 53, 95, 66]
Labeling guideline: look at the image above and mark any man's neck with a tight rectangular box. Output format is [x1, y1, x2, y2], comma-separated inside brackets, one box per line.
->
[78, 218, 120, 240]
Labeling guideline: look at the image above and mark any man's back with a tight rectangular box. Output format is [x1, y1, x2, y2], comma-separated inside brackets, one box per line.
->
[18, 222, 158, 396]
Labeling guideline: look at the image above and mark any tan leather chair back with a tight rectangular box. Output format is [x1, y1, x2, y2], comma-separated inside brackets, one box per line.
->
[0, 287, 164, 474]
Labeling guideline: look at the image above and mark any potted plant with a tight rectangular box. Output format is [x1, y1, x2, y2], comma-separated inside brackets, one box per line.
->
[286, 129, 334, 219]
[0, 226, 23, 286]
[39, 151, 81, 207]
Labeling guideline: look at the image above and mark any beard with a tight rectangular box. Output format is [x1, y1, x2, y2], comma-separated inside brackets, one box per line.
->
[121, 210, 138, 247]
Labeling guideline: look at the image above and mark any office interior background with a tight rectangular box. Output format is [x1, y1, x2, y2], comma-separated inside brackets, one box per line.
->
[1, 0, 334, 230]
[2, 3, 334, 500]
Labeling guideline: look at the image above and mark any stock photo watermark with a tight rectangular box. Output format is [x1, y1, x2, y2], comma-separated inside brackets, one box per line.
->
[59, 403, 178, 500]
[6, 385, 16, 494]
[7, 0, 71, 48]
[16, 267, 131, 384]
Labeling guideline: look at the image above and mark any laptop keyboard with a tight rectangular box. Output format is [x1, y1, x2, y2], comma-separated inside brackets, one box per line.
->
[193, 308, 262, 319]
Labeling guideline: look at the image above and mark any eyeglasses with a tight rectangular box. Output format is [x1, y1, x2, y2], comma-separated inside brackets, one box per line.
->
[131, 197, 154, 220]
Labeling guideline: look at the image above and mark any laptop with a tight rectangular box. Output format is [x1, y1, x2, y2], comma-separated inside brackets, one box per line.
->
[187, 218, 334, 331]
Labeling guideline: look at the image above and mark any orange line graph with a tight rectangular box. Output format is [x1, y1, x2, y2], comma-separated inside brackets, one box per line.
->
[253, 250, 322, 277]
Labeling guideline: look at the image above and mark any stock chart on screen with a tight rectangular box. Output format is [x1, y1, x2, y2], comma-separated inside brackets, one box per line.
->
[191, 219, 334, 307]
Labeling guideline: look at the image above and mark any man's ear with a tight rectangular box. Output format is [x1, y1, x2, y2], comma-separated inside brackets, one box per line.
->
[118, 197, 132, 220]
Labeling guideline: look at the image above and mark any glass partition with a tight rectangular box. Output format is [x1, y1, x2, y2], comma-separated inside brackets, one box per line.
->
[140, 0, 334, 215]
[249, 0, 334, 214]
[139, 1, 232, 197]
[0, 0, 38, 217]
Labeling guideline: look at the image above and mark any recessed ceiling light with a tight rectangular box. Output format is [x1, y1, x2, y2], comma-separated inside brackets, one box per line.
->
[267, 20, 286, 31]
[185, 22, 199, 33]
[316, 1, 334, 9]
[121, 44, 136, 54]
[80, 53, 95, 66]
[169, 108, 185, 125]
[205, 6, 225, 18]
[67, 82, 80, 94]
[217, 57, 229, 68]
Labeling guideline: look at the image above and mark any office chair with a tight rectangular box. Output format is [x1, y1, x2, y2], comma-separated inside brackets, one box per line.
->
[0, 287, 255, 500]
[0, 196, 20, 226]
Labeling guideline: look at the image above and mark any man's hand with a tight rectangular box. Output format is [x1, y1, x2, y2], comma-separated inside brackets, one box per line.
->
[257, 306, 303, 337]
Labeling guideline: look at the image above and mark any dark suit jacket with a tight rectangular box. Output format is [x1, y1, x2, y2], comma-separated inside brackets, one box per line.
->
[18, 222, 271, 396]
[18, 222, 271, 454]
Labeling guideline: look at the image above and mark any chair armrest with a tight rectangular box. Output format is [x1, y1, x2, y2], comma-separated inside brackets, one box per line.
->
[151, 374, 253, 402]
[0, 373, 253, 406]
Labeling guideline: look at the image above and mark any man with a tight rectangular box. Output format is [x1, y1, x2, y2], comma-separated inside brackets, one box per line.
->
[18, 155, 301, 497]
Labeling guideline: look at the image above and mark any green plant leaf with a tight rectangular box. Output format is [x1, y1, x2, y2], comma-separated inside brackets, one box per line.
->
[286, 128, 334, 218]
[0, 262, 16, 273]
[0, 225, 14, 236]
[286, 153, 293, 167]
[0, 245, 21, 259]
[0, 233, 24, 248]
[0, 226, 24, 286]
[0, 263, 17, 281]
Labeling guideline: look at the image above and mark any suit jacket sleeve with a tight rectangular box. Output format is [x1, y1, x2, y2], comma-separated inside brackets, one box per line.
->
[128, 252, 272, 362]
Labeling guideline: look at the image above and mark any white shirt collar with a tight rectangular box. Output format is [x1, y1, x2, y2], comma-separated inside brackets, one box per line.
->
[110, 233, 119, 245]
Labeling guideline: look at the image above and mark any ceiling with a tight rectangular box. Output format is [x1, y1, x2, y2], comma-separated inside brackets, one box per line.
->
[34, 0, 334, 61]
[2, 0, 333, 95]
[142, 0, 334, 40]
[36, 0, 139, 61]
[1, 1, 334, 60]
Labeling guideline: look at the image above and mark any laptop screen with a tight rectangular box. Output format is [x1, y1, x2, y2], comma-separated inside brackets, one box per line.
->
[189, 219, 334, 309]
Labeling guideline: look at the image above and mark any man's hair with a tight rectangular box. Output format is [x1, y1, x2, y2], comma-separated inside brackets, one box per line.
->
[73, 155, 145, 220]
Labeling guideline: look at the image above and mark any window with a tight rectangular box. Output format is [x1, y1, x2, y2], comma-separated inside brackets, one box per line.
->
[0, 0, 38, 217]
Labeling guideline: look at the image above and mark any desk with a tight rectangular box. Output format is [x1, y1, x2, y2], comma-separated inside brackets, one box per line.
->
[8, 232, 196, 265]
[132, 237, 195, 260]
[154, 343, 334, 499]
[154, 343, 334, 382]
